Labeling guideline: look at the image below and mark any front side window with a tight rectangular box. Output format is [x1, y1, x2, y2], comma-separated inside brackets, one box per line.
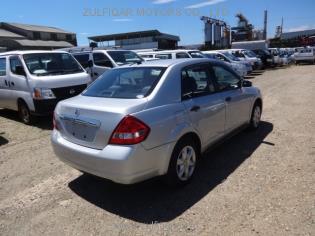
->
[212, 65, 240, 91]
[107, 51, 143, 66]
[10, 57, 23, 74]
[181, 65, 215, 99]
[73, 53, 90, 68]
[93, 53, 113, 68]
[0, 58, 6, 76]
[83, 67, 165, 99]
[23, 53, 83, 76]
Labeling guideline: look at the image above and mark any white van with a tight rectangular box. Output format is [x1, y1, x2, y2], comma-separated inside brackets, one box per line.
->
[137, 49, 206, 60]
[61, 48, 143, 80]
[0, 51, 91, 124]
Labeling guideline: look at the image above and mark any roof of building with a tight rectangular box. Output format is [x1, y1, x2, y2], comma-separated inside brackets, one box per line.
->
[14, 39, 74, 47]
[281, 29, 315, 40]
[0, 28, 24, 38]
[88, 30, 180, 42]
[0, 50, 74, 56]
[2, 22, 74, 34]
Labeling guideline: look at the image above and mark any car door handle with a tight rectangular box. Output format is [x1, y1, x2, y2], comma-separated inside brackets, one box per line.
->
[190, 106, 200, 112]
[225, 97, 232, 102]
[10, 82, 15, 86]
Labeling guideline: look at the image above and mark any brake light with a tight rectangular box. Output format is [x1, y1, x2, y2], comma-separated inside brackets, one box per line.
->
[109, 116, 150, 145]
[53, 112, 59, 130]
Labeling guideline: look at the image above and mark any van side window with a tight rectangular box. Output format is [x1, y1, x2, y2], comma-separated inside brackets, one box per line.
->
[10, 57, 23, 74]
[176, 53, 190, 59]
[93, 53, 113, 68]
[181, 65, 215, 99]
[0, 58, 6, 76]
[155, 54, 172, 59]
[212, 65, 240, 91]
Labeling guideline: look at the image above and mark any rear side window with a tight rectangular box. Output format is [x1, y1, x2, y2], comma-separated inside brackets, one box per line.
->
[74, 54, 90, 68]
[155, 54, 172, 59]
[10, 57, 23, 74]
[181, 65, 215, 99]
[83, 67, 165, 99]
[212, 65, 240, 91]
[93, 53, 113, 68]
[0, 58, 6, 76]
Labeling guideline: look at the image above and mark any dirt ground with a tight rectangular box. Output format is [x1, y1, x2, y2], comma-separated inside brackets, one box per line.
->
[0, 64, 314, 236]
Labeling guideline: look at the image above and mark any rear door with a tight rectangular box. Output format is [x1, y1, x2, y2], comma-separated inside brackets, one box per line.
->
[0, 57, 10, 108]
[211, 64, 251, 133]
[181, 64, 226, 146]
[92, 52, 113, 79]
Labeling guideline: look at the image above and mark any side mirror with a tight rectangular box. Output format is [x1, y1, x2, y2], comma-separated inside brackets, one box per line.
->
[88, 60, 93, 68]
[242, 80, 252, 87]
[15, 65, 26, 76]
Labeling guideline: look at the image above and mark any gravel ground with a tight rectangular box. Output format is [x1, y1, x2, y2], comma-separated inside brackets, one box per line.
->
[0, 65, 314, 236]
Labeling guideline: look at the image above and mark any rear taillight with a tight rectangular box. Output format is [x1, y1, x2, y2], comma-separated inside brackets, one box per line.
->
[109, 116, 150, 145]
[53, 112, 59, 130]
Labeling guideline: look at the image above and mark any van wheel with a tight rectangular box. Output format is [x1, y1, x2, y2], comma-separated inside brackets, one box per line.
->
[165, 138, 199, 186]
[248, 104, 261, 130]
[18, 102, 35, 125]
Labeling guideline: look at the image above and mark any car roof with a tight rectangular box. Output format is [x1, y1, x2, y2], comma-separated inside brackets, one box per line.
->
[118, 58, 216, 68]
[0, 50, 69, 56]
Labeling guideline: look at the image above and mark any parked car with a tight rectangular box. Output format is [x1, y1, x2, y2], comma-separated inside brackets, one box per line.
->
[0, 50, 91, 124]
[203, 51, 248, 77]
[61, 48, 143, 80]
[52, 58, 263, 186]
[252, 49, 274, 68]
[268, 48, 282, 66]
[294, 47, 315, 64]
[137, 49, 206, 60]
[223, 49, 262, 70]
[218, 50, 253, 74]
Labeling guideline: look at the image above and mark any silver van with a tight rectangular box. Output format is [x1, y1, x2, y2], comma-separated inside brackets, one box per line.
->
[137, 49, 206, 60]
[0, 50, 91, 124]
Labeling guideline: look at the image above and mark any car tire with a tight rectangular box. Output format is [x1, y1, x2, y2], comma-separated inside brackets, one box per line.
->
[165, 137, 199, 186]
[18, 101, 36, 125]
[248, 103, 262, 130]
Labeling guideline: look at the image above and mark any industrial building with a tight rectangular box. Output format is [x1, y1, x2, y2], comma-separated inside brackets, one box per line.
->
[200, 16, 231, 49]
[0, 22, 77, 51]
[88, 30, 180, 50]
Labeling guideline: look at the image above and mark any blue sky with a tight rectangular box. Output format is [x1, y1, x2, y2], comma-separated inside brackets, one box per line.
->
[1, 0, 315, 46]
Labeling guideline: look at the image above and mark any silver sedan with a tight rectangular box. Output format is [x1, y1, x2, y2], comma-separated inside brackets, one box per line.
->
[51, 58, 262, 185]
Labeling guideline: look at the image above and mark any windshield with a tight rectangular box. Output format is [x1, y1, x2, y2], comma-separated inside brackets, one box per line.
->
[23, 53, 83, 76]
[222, 52, 240, 61]
[188, 51, 206, 58]
[83, 67, 165, 99]
[107, 51, 143, 66]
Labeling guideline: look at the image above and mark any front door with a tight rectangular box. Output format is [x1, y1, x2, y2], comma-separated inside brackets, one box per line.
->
[0, 57, 10, 109]
[181, 64, 226, 147]
[92, 52, 113, 80]
[211, 64, 251, 133]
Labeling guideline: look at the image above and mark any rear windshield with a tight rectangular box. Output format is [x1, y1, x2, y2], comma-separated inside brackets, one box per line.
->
[83, 67, 165, 99]
[107, 51, 143, 66]
[23, 53, 83, 76]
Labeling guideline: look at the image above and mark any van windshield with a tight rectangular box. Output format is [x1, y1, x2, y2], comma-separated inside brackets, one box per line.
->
[23, 53, 84, 76]
[222, 52, 240, 61]
[107, 51, 143, 66]
[83, 67, 165, 99]
[188, 51, 206, 58]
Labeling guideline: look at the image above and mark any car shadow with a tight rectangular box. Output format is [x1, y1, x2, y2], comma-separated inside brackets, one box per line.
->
[68, 121, 273, 223]
[0, 109, 52, 130]
[0, 132, 9, 146]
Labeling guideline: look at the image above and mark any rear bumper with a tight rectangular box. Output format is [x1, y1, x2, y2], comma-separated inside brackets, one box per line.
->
[51, 130, 173, 184]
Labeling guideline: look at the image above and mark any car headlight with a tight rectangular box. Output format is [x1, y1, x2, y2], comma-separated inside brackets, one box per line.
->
[33, 88, 56, 100]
